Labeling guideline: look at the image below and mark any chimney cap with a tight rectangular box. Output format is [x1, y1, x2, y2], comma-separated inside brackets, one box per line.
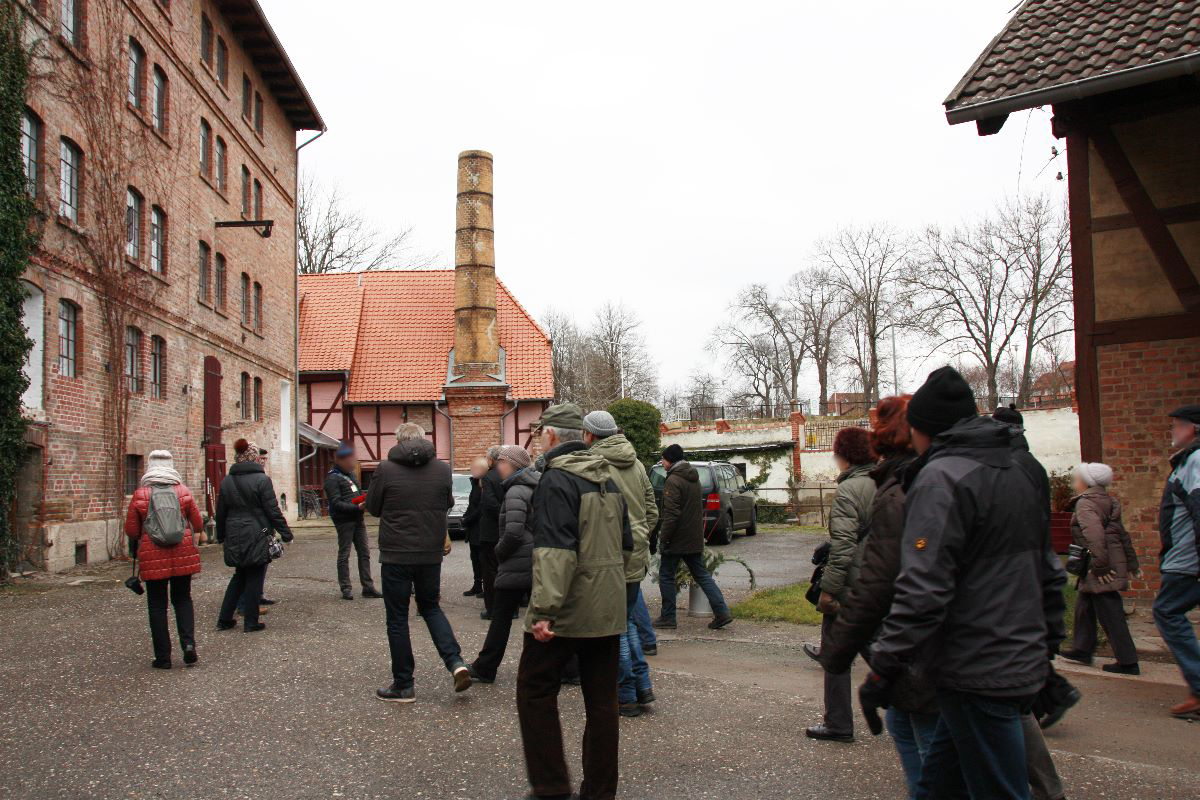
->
[458, 150, 493, 160]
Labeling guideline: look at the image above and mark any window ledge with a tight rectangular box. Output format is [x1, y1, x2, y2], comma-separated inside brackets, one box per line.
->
[55, 215, 87, 238]
[57, 36, 90, 68]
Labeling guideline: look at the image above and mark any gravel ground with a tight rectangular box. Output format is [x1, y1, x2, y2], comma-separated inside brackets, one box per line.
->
[1, 527, 1197, 799]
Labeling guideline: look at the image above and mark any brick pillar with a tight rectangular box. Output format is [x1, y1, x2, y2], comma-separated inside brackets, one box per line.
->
[789, 411, 806, 482]
[454, 151, 499, 381]
[446, 387, 508, 471]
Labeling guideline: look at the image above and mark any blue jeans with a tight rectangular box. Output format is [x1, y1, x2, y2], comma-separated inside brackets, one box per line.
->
[916, 690, 1030, 800]
[886, 708, 940, 800]
[631, 586, 656, 650]
[381, 563, 463, 688]
[658, 553, 730, 621]
[1153, 572, 1200, 695]
[619, 583, 651, 704]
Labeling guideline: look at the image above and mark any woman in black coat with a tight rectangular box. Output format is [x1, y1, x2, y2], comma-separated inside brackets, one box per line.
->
[215, 439, 292, 632]
[469, 446, 538, 682]
[460, 457, 488, 597]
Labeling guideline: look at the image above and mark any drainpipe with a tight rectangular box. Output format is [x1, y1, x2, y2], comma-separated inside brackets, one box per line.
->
[500, 395, 518, 446]
[435, 400, 454, 468]
[293, 129, 325, 515]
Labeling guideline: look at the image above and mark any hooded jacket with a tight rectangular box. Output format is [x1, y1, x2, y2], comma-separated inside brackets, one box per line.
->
[1070, 488, 1138, 594]
[869, 416, 1067, 697]
[1159, 439, 1200, 575]
[659, 461, 704, 555]
[526, 440, 633, 638]
[324, 465, 365, 525]
[819, 461, 877, 601]
[494, 467, 540, 590]
[125, 482, 204, 581]
[365, 438, 453, 565]
[591, 434, 658, 582]
[215, 461, 293, 569]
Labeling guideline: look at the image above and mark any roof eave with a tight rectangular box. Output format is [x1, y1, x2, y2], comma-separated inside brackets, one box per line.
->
[945, 53, 1200, 130]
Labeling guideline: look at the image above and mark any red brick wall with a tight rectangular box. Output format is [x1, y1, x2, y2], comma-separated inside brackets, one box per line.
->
[446, 388, 508, 471]
[1097, 336, 1200, 600]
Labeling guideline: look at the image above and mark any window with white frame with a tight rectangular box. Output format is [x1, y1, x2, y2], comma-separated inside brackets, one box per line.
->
[21, 108, 40, 197]
[59, 138, 81, 222]
[150, 335, 166, 399]
[125, 187, 143, 261]
[199, 118, 212, 177]
[152, 66, 168, 133]
[124, 326, 143, 394]
[149, 206, 166, 274]
[58, 299, 78, 378]
[127, 38, 145, 109]
[198, 241, 211, 303]
[60, 0, 82, 48]
[215, 137, 227, 191]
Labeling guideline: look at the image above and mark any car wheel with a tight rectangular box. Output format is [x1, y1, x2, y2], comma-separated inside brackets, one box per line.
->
[713, 513, 734, 546]
[745, 508, 758, 536]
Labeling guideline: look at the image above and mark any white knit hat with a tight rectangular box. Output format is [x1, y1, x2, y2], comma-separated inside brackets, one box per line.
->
[1073, 462, 1113, 488]
[147, 450, 175, 469]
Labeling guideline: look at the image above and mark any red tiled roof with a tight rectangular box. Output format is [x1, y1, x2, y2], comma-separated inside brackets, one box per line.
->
[944, 1, 1200, 124]
[298, 271, 553, 403]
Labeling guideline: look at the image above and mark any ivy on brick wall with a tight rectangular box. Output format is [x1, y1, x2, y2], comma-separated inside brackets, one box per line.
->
[0, 5, 36, 577]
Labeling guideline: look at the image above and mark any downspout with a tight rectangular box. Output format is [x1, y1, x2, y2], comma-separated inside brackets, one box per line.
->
[435, 399, 454, 468]
[500, 395, 518, 446]
[293, 128, 326, 514]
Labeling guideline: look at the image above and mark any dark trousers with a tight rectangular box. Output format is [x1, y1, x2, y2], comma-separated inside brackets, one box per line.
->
[146, 575, 194, 662]
[473, 586, 526, 679]
[381, 563, 463, 688]
[480, 542, 499, 613]
[335, 518, 376, 594]
[657, 552, 730, 621]
[916, 690, 1031, 800]
[1072, 590, 1138, 665]
[820, 612, 854, 734]
[219, 563, 267, 631]
[517, 632, 620, 800]
[468, 540, 483, 589]
[1153, 573, 1200, 695]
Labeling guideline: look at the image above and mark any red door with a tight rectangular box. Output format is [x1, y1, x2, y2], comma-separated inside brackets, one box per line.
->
[203, 357, 226, 517]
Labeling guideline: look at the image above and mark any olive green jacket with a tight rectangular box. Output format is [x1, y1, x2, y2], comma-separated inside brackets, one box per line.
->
[819, 462, 877, 601]
[590, 434, 658, 583]
[525, 441, 633, 638]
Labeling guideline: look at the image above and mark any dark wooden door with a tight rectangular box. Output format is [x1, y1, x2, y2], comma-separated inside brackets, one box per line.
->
[202, 356, 225, 518]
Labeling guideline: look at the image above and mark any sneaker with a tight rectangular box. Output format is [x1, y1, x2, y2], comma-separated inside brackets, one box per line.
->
[1169, 694, 1200, 719]
[467, 664, 495, 684]
[804, 724, 853, 743]
[216, 620, 236, 631]
[643, 645, 657, 656]
[652, 617, 676, 630]
[244, 622, 266, 633]
[377, 684, 416, 703]
[1102, 662, 1140, 675]
[452, 665, 472, 693]
[151, 659, 172, 670]
[361, 588, 384, 599]
[637, 688, 656, 705]
[1058, 649, 1093, 666]
[708, 614, 733, 630]
[182, 645, 198, 666]
[619, 702, 644, 718]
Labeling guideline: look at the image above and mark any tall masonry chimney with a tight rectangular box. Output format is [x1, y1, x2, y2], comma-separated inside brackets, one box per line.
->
[453, 150, 500, 380]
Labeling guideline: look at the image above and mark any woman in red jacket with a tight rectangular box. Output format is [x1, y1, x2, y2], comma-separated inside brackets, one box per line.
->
[125, 450, 205, 669]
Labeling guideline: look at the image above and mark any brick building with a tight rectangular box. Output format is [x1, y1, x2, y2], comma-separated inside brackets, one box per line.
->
[16, 0, 323, 571]
[297, 151, 553, 483]
[945, 0, 1200, 599]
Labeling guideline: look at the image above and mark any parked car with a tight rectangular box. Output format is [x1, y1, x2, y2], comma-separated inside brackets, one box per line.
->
[649, 460, 758, 546]
[446, 472, 473, 540]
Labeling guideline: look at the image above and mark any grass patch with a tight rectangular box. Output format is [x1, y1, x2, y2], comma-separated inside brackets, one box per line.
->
[732, 582, 823, 626]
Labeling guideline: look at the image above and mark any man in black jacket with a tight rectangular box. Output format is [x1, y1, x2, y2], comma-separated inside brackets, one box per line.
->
[478, 446, 505, 619]
[325, 443, 381, 601]
[366, 423, 470, 703]
[864, 367, 1066, 800]
[460, 456, 488, 597]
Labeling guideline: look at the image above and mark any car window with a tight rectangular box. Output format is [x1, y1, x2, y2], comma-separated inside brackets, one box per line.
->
[649, 464, 667, 490]
[452, 474, 472, 496]
[735, 471, 747, 491]
[695, 466, 715, 493]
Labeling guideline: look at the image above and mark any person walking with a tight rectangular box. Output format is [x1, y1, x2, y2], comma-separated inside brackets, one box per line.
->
[469, 445, 539, 683]
[460, 456, 489, 597]
[584, 410, 660, 718]
[367, 423, 470, 703]
[653, 444, 732, 631]
[324, 443, 381, 601]
[819, 397, 937, 792]
[807, 426, 877, 743]
[124, 450, 205, 669]
[216, 440, 293, 633]
[862, 367, 1066, 800]
[517, 403, 632, 800]
[479, 446, 505, 619]
[1058, 462, 1140, 674]
[1153, 404, 1200, 719]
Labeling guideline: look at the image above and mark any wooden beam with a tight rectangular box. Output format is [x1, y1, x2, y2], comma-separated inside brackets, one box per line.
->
[1067, 130, 1103, 462]
[1092, 311, 1200, 346]
[1093, 201, 1200, 233]
[1090, 124, 1200, 311]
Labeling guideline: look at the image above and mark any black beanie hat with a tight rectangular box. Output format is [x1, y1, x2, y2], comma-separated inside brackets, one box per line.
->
[907, 367, 978, 436]
[993, 404, 1023, 426]
[662, 444, 685, 463]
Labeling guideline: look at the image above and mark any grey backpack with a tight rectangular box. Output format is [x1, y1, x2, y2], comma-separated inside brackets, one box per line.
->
[145, 484, 185, 547]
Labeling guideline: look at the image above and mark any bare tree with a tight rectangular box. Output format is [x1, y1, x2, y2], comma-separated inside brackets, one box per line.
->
[729, 285, 806, 409]
[541, 302, 658, 409]
[819, 225, 910, 406]
[784, 267, 849, 415]
[709, 324, 779, 412]
[297, 172, 436, 273]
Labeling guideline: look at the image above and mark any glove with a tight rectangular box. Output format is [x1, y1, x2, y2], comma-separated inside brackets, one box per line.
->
[858, 671, 892, 736]
[280, 530, 294, 543]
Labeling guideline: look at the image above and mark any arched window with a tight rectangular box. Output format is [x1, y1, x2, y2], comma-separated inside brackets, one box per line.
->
[20, 281, 44, 411]
[151, 66, 168, 133]
[199, 118, 212, 177]
[200, 14, 213, 67]
[214, 136, 227, 191]
[198, 241, 211, 303]
[61, 0, 82, 49]
[20, 108, 40, 198]
[127, 38, 145, 109]
[240, 272, 250, 325]
[150, 206, 166, 274]
[214, 252, 227, 310]
[150, 335, 166, 399]
[125, 187, 143, 261]
[253, 376, 262, 421]
[216, 36, 228, 85]
[240, 371, 250, 419]
[124, 326, 143, 394]
[58, 299, 78, 378]
[240, 165, 250, 214]
[58, 138, 82, 222]
[252, 179, 262, 219]
[253, 281, 262, 332]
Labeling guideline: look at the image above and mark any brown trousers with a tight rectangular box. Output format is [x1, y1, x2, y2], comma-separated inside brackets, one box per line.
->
[516, 632, 620, 800]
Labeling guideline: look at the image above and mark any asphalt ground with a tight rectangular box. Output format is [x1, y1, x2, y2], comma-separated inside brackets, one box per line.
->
[1, 527, 1197, 799]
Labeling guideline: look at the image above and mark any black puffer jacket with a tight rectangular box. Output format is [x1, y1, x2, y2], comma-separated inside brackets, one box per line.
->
[659, 461, 704, 555]
[365, 438, 453, 565]
[821, 453, 936, 714]
[323, 466, 365, 525]
[869, 416, 1067, 697]
[477, 466, 504, 544]
[461, 478, 482, 545]
[495, 468, 540, 590]
[216, 461, 292, 569]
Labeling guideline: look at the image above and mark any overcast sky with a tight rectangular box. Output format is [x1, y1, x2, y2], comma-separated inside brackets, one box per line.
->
[263, 0, 1064, 401]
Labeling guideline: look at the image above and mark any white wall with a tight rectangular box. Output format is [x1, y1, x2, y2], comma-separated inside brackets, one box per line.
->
[661, 424, 794, 503]
[1021, 407, 1081, 476]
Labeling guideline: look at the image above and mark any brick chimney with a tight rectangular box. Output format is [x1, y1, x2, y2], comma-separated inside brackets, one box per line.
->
[453, 150, 499, 380]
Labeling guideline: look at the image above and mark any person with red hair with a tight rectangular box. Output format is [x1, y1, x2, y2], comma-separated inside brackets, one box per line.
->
[806, 424, 877, 743]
